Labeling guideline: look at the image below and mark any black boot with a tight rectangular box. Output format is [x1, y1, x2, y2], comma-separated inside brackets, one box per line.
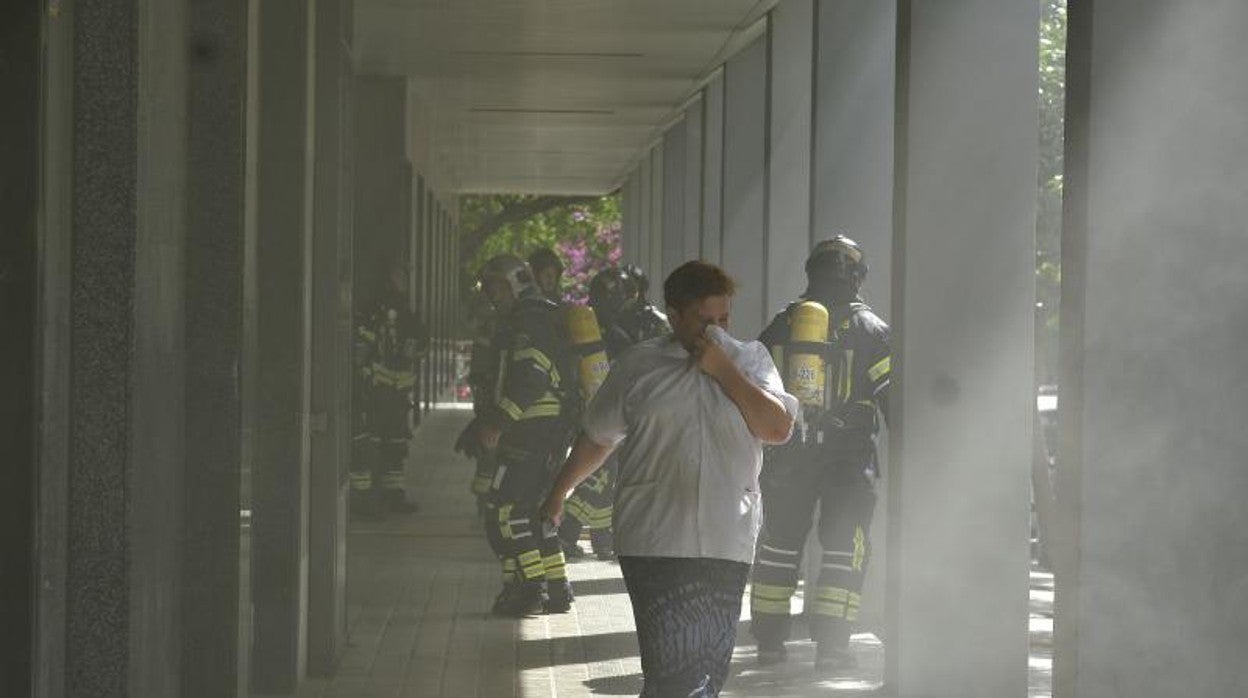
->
[756, 639, 788, 666]
[589, 529, 615, 561]
[383, 488, 419, 514]
[544, 579, 574, 614]
[491, 581, 546, 618]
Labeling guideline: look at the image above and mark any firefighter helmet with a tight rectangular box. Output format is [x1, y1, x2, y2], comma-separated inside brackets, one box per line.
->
[479, 254, 538, 302]
[622, 263, 650, 301]
[588, 267, 637, 320]
[805, 234, 868, 288]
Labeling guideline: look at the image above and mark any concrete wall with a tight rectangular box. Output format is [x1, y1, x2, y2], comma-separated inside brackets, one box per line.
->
[813, 0, 896, 310]
[701, 72, 725, 264]
[765, 0, 814, 318]
[682, 97, 704, 267]
[661, 121, 687, 281]
[888, 2, 1038, 695]
[721, 37, 769, 338]
[1057, 2, 1248, 696]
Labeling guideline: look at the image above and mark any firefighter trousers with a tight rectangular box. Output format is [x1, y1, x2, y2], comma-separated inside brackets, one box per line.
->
[482, 425, 569, 588]
[558, 455, 616, 544]
[750, 447, 877, 650]
[350, 386, 410, 497]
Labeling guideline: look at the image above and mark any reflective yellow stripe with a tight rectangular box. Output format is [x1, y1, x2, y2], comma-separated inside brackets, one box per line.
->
[817, 586, 849, 602]
[542, 554, 567, 580]
[512, 347, 562, 387]
[751, 583, 796, 600]
[498, 397, 523, 420]
[357, 328, 376, 341]
[868, 355, 891, 383]
[520, 400, 561, 419]
[752, 598, 791, 615]
[498, 505, 514, 539]
[843, 349, 854, 401]
[371, 364, 416, 389]
[852, 526, 867, 571]
[810, 601, 847, 618]
[848, 592, 862, 608]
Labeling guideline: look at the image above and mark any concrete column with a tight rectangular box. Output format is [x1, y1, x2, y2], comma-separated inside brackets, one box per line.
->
[39, 0, 195, 694]
[3, 3, 42, 695]
[251, 0, 316, 691]
[648, 145, 665, 280]
[662, 120, 687, 280]
[721, 37, 768, 338]
[1057, 3, 1248, 696]
[682, 98, 704, 264]
[182, 0, 250, 695]
[307, 0, 352, 676]
[620, 171, 638, 263]
[701, 74, 725, 264]
[637, 154, 652, 271]
[33, 2, 73, 694]
[888, 2, 1038, 695]
[353, 77, 408, 306]
[766, 0, 814, 316]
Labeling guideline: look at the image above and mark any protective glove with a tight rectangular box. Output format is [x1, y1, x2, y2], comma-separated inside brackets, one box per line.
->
[453, 419, 482, 458]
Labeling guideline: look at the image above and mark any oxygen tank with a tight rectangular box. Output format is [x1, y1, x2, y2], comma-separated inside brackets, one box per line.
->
[786, 301, 829, 409]
[567, 305, 611, 401]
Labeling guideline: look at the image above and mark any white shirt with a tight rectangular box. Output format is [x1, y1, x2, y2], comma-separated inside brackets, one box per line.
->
[582, 331, 798, 563]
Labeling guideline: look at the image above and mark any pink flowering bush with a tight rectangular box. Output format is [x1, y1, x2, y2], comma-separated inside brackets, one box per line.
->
[558, 221, 621, 303]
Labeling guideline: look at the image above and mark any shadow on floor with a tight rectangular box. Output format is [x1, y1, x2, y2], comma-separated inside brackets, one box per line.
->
[584, 673, 644, 695]
[568, 575, 630, 598]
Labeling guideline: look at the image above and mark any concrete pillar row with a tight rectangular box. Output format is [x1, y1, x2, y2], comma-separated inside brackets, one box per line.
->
[701, 72, 725, 265]
[720, 36, 768, 338]
[307, 0, 353, 677]
[682, 97, 705, 268]
[1057, 2, 1248, 696]
[766, 0, 815, 319]
[647, 144, 665, 282]
[250, 0, 317, 691]
[888, 1, 1039, 695]
[661, 120, 687, 282]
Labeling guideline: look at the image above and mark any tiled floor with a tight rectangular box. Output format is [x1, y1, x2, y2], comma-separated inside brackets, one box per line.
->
[289, 404, 1052, 697]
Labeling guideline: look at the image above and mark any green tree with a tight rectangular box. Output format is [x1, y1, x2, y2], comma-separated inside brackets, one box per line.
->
[457, 193, 623, 300]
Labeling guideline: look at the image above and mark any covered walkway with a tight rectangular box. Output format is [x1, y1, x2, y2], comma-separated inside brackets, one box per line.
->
[279, 404, 1062, 698]
[8, 1, 1248, 697]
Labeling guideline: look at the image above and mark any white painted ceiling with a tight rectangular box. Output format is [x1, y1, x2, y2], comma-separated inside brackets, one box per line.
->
[353, 0, 775, 195]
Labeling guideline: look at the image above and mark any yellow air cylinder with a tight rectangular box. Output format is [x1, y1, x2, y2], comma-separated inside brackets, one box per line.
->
[567, 304, 611, 401]
[786, 301, 829, 409]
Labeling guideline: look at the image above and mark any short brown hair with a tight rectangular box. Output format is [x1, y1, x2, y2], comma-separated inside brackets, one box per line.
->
[663, 260, 736, 312]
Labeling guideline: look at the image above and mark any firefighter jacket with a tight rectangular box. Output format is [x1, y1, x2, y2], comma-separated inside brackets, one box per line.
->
[486, 293, 576, 429]
[357, 291, 426, 393]
[759, 298, 890, 453]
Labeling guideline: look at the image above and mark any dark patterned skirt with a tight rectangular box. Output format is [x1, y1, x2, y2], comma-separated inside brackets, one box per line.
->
[618, 556, 750, 697]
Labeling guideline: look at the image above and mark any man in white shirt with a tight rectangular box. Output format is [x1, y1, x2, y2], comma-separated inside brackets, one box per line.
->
[541, 260, 797, 697]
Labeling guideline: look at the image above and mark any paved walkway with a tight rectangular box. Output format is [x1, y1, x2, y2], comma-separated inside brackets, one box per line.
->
[290, 404, 1052, 697]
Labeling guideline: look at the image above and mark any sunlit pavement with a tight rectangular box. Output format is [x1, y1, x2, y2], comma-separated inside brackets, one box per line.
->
[288, 404, 1053, 697]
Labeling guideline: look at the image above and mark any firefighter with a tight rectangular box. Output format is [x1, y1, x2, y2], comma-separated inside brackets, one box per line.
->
[556, 266, 671, 560]
[454, 290, 500, 516]
[528, 247, 565, 302]
[351, 260, 427, 518]
[748, 235, 891, 674]
[464, 254, 578, 616]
